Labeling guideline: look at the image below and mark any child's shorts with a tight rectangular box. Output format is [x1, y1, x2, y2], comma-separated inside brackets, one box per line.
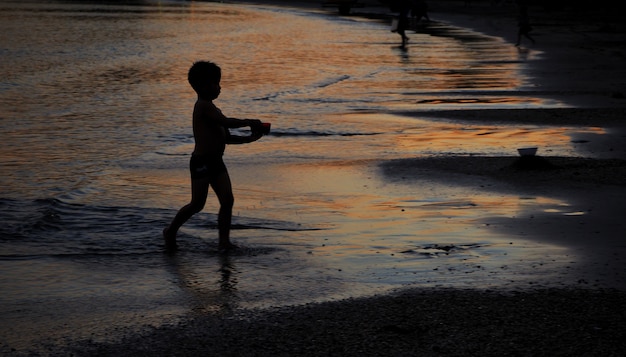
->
[189, 154, 227, 181]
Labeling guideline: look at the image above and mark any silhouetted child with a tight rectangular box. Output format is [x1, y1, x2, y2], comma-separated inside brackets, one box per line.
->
[515, 5, 535, 46]
[163, 61, 264, 252]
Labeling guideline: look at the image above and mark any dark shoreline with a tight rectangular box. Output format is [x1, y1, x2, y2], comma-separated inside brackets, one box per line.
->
[65, 288, 626, 356]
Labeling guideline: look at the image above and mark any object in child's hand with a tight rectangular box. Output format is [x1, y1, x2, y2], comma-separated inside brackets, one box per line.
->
[260, 122, 271, 135]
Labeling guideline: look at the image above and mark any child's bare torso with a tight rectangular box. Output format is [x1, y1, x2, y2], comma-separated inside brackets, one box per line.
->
[192, 99, 227, 156]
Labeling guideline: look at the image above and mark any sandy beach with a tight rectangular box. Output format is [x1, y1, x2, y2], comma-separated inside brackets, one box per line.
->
[5, 1, 625, 355]
[64, 289, 626, 356]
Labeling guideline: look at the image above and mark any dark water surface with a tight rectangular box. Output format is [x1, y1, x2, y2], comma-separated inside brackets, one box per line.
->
[0, 0, 600, 352]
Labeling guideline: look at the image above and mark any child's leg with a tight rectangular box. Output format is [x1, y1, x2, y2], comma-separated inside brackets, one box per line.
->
[210, 171, 235, 250]
[164, 178, 210, 247]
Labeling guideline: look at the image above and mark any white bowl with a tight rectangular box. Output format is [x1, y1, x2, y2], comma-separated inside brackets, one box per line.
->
[517, 147, 538, 157]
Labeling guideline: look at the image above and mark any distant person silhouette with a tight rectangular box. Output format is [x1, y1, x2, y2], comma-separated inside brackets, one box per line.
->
[395, 0, 412, 48]
[163, 61, 266, 252]
[392, 1, 430, 48]
[515, 4, 535, 46]
[411, 0, 430, 23]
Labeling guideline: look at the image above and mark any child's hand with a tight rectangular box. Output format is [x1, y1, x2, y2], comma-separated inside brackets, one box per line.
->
[249, 131, 263, 142]
[247, 119, 263, 129]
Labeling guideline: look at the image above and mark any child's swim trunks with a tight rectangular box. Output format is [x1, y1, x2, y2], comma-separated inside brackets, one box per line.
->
[189, 154, 227, 180]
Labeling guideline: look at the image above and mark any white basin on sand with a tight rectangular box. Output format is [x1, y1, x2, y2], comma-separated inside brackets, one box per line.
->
[517, 147, 538, 157]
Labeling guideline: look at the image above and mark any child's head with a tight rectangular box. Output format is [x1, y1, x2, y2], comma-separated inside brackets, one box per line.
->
[188, 61, 221, 98]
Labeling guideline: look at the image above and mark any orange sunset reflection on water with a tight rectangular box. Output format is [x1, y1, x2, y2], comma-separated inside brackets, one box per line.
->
[393, 123, 606, 156]
[254, 160, 579, 288]
[277, 112, 609, 160]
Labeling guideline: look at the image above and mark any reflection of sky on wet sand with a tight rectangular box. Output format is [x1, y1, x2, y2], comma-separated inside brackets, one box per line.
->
[392, 121, 606, 157]
[245, 112, 607, 161]
[227, 160, 586, 296]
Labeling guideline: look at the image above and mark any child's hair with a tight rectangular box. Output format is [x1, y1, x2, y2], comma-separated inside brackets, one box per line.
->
[188, 61, 221, 93]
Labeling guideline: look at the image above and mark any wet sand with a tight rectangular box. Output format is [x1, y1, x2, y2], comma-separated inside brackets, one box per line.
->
[229, 0, 626, 284]
[33, 1, 626, 355]
[381, 0, 626, 291]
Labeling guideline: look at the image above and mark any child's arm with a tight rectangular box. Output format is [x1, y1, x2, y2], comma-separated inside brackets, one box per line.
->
[203, 100, 262, 129]
[218, 117, 262, 129]
[217, 115, 264, 144]
[225, 130, 263, 145]
[214, 109, 262, 129]
[205, 102, 264, 142]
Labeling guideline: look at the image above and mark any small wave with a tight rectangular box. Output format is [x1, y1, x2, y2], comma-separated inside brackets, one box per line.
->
[400, 243, 486, 257]
[0, 198, 323, 258]
[154, 151, 189, 156]
[195, 215, 328, 232]
[314, 74, 350, 88]
[269, 130, 380, 138]
[253, 89, 300, 101]
[0, 198, 169, 253]
[253, 75, 351, 101]
[0, 250, 161, 261]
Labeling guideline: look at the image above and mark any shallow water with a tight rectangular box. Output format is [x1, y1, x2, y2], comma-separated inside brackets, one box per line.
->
[0, 0, 605, 351]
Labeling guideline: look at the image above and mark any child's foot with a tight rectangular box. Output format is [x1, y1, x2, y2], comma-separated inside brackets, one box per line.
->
[163, 227, 178, 251]
[218, 242, 239, 254]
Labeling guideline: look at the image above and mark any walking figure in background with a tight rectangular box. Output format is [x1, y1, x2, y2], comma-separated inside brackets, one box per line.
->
[391, 1, 430, 49]
[395, 0, 412, 48]
[515, 4, 535, 46]
[412, 0, 430, 23]
[163, 61, 267, 252]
